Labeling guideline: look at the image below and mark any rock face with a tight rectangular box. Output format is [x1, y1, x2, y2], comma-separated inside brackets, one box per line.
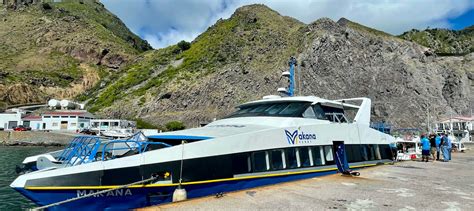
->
[298, 18, 472, 127]
[88, 5, 472, 129]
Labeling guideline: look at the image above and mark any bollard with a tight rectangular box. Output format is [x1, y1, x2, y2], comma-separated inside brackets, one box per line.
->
[172, 187, 187, 202]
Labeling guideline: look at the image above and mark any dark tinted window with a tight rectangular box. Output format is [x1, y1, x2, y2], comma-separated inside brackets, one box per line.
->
[312, 146, 324, 166]
[226, 102, 312, 118]
[298, 148, 311, 167]
[252, 151, 268, 172]
[379, 144, 392, 160]
[286, 148, 298, 168]
[271, 150, 284, 170]
[312, 104, 327, 120]
[232, 153, 251, 174]
[347, 145, 363, 163]
[361, 145, 369, 161]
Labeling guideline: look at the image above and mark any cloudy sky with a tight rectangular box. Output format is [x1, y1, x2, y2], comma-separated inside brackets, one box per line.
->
[102, 0, 474, 49]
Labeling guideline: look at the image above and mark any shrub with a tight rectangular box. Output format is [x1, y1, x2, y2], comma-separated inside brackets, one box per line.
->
[42, 3, 53, 10]
[136, 118, 158, 129]
[177, 40, 191, 51]
[165, 121, 185, 131]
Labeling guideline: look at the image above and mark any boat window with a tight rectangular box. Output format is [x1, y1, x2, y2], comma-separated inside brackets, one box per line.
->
[265, 103, 290, 115]
[252, 151, 268, 172]
[312, 104, 327, 120]
[378, 144, 392, 160]
[285, 148, 298, 168]
[366, 145, 375, 161]
[361, 145, 369, 161]
[347, 145, 363, 162]
[225, 102, 312, 118]
[323, 146, 334, 162]
[373, 144, 381, 160]
[298, 147, 311, 167]
[302, 107, 316, 118]
[279, 103, 308, 115]
[270, 150, 285, 170]
[250, 104, 272, 113]
[232, 153, 252, 174]
[311, 146, 325, 166]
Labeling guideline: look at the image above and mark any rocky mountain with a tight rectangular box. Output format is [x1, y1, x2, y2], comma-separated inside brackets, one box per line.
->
[1, 3, 472, 129]
[86, 4, 472, 128]
[399, 26, 474, 55]
[0, 0, 151, 107]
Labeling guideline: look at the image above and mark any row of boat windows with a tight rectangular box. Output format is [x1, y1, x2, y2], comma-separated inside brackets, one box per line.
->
[232, 144, 392, 174]
[225, 102, 345, 121]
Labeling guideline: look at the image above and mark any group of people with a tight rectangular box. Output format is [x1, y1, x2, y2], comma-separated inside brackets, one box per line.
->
[420, 133, 452, 162]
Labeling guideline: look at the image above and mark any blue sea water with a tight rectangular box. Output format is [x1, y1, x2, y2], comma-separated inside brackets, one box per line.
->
[0, 146, 60, 211]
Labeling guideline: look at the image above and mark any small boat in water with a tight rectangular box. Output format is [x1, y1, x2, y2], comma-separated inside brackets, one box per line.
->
[100, 128, 134, 138]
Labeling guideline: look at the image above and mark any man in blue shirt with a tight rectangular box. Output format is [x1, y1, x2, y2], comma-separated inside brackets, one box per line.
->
[420, 134, 430, 162]
[435, 134, 441, 160]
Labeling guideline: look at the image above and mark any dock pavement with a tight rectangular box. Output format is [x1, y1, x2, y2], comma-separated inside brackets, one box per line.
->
[139, 147, 474, 210]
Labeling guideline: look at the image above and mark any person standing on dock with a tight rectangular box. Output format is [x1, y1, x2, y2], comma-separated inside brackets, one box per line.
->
[429, 134, 436, 161]
[446, 133, 452, 161]
[441, 133, 449, 162]
[435, 134, 441, 160]
[420, 134, 430, 162]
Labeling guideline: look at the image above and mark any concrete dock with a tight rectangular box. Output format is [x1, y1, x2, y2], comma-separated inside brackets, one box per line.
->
[140, 149, 474, 210]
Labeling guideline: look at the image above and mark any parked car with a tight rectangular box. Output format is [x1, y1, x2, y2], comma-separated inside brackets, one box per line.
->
[79, 128, 96, 135]
[13, 125, 31, 131]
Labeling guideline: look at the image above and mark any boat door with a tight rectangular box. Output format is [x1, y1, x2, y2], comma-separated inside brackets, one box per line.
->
[332, 141, 349, 173]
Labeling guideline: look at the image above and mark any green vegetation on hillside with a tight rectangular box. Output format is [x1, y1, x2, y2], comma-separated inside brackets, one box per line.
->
[338, 18, 393, 37]
[86, 4, 305, 112]
[0, 1, 151, 105]
[399, 26, 474, 55]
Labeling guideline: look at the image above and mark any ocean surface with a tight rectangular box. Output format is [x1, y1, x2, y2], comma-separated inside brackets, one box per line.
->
[0, 146, 61, 211]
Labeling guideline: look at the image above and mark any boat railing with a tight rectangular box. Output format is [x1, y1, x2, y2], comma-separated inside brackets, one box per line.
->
[325, 112, 349, 123]
[57, 136, 102, 167]
[100, 140, 172, 161]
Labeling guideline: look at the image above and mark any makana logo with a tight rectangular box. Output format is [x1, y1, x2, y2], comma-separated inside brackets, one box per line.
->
[285, 129, 316, 144]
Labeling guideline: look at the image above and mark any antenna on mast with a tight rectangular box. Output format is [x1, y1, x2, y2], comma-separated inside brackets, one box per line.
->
[278, 56, 297, 96]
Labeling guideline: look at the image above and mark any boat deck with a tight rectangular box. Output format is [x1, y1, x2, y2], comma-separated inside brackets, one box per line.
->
[139, 145, 474, 210]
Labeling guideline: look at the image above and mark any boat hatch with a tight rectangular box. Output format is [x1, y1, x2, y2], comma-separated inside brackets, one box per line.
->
[147, 135, 213, 146]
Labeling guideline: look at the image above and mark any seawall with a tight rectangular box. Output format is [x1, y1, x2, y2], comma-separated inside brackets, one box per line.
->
[0, 131, 74, 146]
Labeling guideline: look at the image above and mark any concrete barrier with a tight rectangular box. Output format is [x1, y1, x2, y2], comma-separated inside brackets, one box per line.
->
[0, 131, 74, 146]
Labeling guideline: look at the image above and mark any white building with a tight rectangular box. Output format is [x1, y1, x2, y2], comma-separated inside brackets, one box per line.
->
[0, 109, 26, 129]
[434, 116, 474, 142]
[41, 110, 95, 131]
[22, 115, 43, 130]
[90, 119, 136, 133]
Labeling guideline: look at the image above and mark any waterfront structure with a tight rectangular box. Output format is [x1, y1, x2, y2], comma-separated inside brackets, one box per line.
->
[0, 109, 26, 129]
[90, 119, 136, 133]
[434, 116, 473, 142]
[40, 110, 95, 131]
[21, 115, 43, 130]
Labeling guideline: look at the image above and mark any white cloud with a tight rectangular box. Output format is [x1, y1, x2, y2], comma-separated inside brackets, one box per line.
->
[102, 0, 474, 49]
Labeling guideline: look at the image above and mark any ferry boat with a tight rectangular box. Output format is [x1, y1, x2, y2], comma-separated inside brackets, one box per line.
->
[11, 59, 396, 210]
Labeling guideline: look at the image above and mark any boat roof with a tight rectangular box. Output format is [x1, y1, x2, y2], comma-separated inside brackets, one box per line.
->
[239, 96, 360, 110]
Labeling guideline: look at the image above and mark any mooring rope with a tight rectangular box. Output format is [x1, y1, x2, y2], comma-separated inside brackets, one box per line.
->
[30, 175, 157, 211]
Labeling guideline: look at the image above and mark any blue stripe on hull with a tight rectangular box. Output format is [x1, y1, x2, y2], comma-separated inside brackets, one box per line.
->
[15, 169, 337, 210]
